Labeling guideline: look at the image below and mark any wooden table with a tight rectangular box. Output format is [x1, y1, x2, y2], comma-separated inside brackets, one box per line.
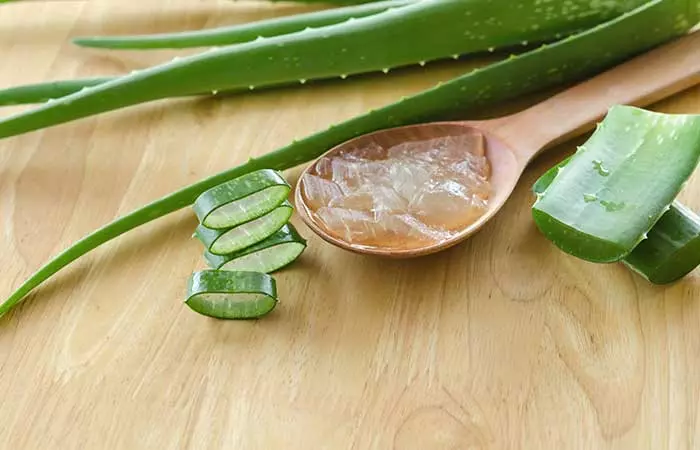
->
[1, 2, 698, 448]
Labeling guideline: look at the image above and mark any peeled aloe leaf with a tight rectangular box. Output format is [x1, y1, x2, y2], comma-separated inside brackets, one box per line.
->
[534, 156, 700, 283]
[532, 105, 700, 263]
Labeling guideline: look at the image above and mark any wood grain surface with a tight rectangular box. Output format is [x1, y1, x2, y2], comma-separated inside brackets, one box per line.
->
[1, 2, 699, 449]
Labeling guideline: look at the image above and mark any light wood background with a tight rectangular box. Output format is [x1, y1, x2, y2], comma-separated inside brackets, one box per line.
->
[1, 1, 699, 449]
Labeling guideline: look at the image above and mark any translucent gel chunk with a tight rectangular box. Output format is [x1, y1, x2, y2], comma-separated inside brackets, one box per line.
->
[409, 180, 486, 230]
[371, 186, 408, 214]
[329, 188, 375, 211]
[389, 159, 433, 201]
[379, 213, 453, 244]
[331, 159, 390, 193]
[304, 132, 492, 250]
[302, 174, 344, 210]
[316, 207, 377, 243]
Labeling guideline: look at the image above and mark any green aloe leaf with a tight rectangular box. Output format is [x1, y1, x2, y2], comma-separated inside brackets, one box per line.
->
[532, 105, 700, 263]
[0, 0, 653, 136]
[534, 156, 700, 284]
[73, 0, 413, 50]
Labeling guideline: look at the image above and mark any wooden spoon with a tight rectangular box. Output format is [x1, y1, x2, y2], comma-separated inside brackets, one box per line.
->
[295, 31, 700, 258]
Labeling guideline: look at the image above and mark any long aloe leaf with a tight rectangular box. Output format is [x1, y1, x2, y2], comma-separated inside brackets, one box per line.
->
[73, 0, 413, 49]
[532, 106, 700, 263]
[0, 0, 653, 139]
[1, 2, 412, 105]
[0, 78, 111, 106]
[0, 0, 696, 317]
[534, 156, 700, 284]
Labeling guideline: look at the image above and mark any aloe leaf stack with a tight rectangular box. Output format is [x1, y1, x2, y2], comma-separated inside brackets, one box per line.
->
[185, 169, 307, 319]
[0, 0, 654, 129]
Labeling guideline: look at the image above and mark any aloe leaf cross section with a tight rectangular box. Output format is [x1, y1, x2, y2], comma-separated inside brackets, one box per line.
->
[193, 168, 291, 229]
[203, 223, 307, 274]
[186, 270, 278, 319]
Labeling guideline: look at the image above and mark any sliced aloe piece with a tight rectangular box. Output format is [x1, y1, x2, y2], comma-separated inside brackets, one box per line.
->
[204, 223, 307, 273]
[622, 203, 700, 284]
[532, 105, 700, 263]
[193, 169, 290, 230]
[195, 201, 294, 255]
[534, 155, 700, 284]
[186, 270, 278, 319]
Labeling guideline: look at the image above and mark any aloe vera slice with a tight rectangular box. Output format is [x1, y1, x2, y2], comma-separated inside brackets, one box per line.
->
[622, 203, 700, 284]
[186, 270, 277, 319]
[534, 156, 700, 284]
[193, 169, 290, 230]
[532, 105, 700, 263]
[204, 223, 307, 273]
[195, 201, 293, 255]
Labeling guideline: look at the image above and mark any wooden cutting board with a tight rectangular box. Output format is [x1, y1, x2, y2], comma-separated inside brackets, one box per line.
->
[1, 2, 699, 448]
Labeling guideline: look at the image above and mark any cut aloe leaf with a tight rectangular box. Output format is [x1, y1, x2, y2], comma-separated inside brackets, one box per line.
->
[186, 270, 278, 319]
[204, 223, 307, 273]
[531, 155, 574, 195]
[195, 201, 294, 255]
[532, 105, 700, 263]
[534, 156, 700, 284]
[193, 169, 290, 230]
[622, 203, 700, 284]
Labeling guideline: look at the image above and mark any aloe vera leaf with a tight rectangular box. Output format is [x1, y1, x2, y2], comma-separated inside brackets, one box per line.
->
[0, 0, 653, 139]
[204, 223, 307, 273]
[73, 0, 412, 49]
[186, 270, 278, 319]
[623, 202, 700, 284]
[0, 78, 111, 106]
[0, 80, 298, 107]
[534, 156, 700, 284]
[532, 105, 700, 263]
[195, 201, 294, 255]
[193, 169, 290, 230]
[0, 0, 694, 317]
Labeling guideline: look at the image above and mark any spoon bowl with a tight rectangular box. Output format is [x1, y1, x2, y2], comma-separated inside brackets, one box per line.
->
[295, 31, 700, 257]
[294, 122, 521, 257]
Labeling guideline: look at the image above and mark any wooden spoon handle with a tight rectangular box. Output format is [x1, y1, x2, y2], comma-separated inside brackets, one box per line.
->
[494, 30, 700, 163]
